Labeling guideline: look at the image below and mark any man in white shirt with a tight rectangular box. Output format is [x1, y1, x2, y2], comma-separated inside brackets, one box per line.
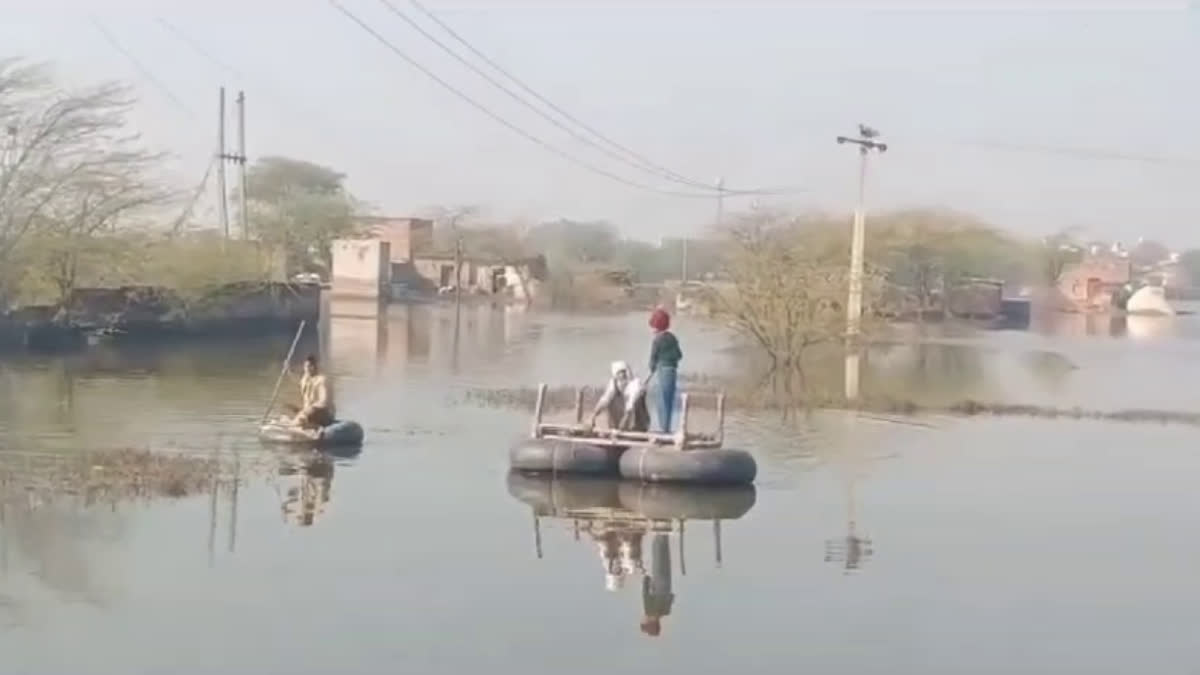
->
[588, 361, 650, 432]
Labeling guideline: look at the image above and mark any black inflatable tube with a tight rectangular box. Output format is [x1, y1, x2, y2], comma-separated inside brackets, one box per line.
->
[258, 419, 365, 448]
[617, 481, 756, 521]
[619, 447, 757, 486]
[505, 472, 622, 514]
[508, 438, 624, 477]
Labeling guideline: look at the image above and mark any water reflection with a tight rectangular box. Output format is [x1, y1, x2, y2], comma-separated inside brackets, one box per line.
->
[507, 473, 755, 637]
[277, 451, 342, 528]
[323, 298, 538, 377]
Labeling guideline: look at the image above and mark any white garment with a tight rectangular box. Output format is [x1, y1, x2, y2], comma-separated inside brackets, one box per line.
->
[596, 362, 644, 415]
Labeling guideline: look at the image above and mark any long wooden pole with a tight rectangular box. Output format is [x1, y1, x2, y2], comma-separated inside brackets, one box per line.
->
[260, 320, 306, 425]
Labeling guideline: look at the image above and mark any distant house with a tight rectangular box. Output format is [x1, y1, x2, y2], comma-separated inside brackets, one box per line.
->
[352, 217, 546, 302]
[1057, 254, 1131, 312]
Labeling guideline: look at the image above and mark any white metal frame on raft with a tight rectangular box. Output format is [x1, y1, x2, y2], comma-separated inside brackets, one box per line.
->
[528, 382, 726, 451]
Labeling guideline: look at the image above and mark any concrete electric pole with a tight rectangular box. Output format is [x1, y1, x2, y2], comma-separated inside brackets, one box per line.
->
[681, 176, 725, 286]
[836, 124, 887, 340]
[216, 87, 229, 241]
[216, 88, 249, 241]
[236, 90, 249, 239]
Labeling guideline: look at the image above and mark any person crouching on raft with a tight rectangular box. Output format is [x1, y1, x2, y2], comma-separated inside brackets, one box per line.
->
[647, 308, 682, 433]
[589, 361, 650, 432]
[293, 354, 336, 430]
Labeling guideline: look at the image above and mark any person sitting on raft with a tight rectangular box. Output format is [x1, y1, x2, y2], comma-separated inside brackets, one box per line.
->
[647, 309, 682, 433]
[292, 354, 336, 430]
[588, 361, 650, 432]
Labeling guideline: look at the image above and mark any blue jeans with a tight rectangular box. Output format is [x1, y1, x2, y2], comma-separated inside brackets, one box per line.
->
[650, 366, 677, 433]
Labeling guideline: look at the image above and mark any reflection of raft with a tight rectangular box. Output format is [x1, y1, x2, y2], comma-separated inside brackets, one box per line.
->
[506, 472, 622, 514]
[259, 419, 365, 447]
[507, 472, 756, 522]
[617, 481, 755, 520]
[509, 383, 758, 485]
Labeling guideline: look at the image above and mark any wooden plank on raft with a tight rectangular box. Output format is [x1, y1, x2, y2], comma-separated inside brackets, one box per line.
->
[534, 424, 722, 449]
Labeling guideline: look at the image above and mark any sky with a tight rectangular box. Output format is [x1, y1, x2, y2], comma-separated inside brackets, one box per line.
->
[1, 1, 1197, 245]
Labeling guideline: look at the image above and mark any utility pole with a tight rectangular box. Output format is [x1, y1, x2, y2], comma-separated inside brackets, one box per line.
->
[836, 124, 887, 340]
[216, 87, 229, 241]
[236, 90, 249, 239]
[716, 176, 725, 229]
[682, 176, 725, 285]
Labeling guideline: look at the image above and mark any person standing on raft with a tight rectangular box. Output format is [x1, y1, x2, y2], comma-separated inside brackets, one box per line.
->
[646, 309, 682, 433]
[293, 355, 336, 430]
[589, 361, 650, 432]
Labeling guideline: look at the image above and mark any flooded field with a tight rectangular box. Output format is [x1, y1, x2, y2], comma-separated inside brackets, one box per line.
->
[2, 301, 1200, 674]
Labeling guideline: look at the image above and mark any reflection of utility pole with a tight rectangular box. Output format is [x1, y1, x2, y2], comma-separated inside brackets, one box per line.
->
[713, 519, 722, 568]
[824, 475, 874, 573]
[532, 512, 543, 559]
[227, 443, 239, 554]
[837, 125, 886, 401]
[207, 446, 219, 568]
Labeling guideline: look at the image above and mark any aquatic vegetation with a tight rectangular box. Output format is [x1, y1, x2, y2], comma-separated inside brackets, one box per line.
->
[0, 447, 277, 506]
[461, 384, 1200, 428]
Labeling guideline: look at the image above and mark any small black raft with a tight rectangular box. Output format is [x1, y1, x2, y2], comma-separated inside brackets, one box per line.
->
[508, 384, 757, 486]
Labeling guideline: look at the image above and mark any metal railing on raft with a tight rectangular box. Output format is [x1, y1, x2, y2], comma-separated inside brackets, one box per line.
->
[529, 382, 726, 451]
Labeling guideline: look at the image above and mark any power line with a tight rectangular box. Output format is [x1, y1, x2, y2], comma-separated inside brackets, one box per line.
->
[154, 17, 241, 78]
[328, 0, 736, 199]
[403, 0, 801, 197]
[393, 0, 786, 196]
[959, 140, 1200, 168]
[88, 17, 195, 119]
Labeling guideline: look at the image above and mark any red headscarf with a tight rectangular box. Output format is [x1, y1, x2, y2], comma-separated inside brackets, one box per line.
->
[649, 308, 670, 332]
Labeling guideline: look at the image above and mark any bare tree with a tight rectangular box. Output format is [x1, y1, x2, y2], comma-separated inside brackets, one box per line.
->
[24, 149, 173, 301]
[705, 209, 884, 386]
[0, 58, 172, 302]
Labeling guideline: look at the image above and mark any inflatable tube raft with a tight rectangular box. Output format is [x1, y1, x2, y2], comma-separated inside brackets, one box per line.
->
[259, 419, 365, 447]
[509, 438, 623, 477]
[505, 472, 622, 514]
[619, 447, 757, 486]
[617, 481, 756, 520]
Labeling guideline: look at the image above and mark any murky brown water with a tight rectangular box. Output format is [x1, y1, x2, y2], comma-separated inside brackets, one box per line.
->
[2, 300, 1200, 674]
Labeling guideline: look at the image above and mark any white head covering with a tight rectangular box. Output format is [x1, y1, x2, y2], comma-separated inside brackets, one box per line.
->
[611, 361, 631, 378]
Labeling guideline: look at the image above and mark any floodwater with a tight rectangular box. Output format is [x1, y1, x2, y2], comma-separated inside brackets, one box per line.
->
[2, 300, 1200, 674]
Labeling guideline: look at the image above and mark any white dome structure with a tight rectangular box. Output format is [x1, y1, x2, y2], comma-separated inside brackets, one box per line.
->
[1126, 285, 1175, 316]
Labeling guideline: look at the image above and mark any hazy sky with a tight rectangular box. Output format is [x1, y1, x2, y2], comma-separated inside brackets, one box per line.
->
[2, 1, 1197, 245]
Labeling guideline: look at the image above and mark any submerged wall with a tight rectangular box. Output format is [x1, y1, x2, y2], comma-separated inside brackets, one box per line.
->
[0, 282, 320, 353]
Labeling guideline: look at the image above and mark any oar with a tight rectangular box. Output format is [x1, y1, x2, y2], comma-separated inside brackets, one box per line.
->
[260, 320, 307, 426]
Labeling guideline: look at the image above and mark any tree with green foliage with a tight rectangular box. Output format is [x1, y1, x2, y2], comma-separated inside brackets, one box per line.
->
[245, 156, 361, 274]
[869, 209, 1029, 313]
[708, 209, 884, 381]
